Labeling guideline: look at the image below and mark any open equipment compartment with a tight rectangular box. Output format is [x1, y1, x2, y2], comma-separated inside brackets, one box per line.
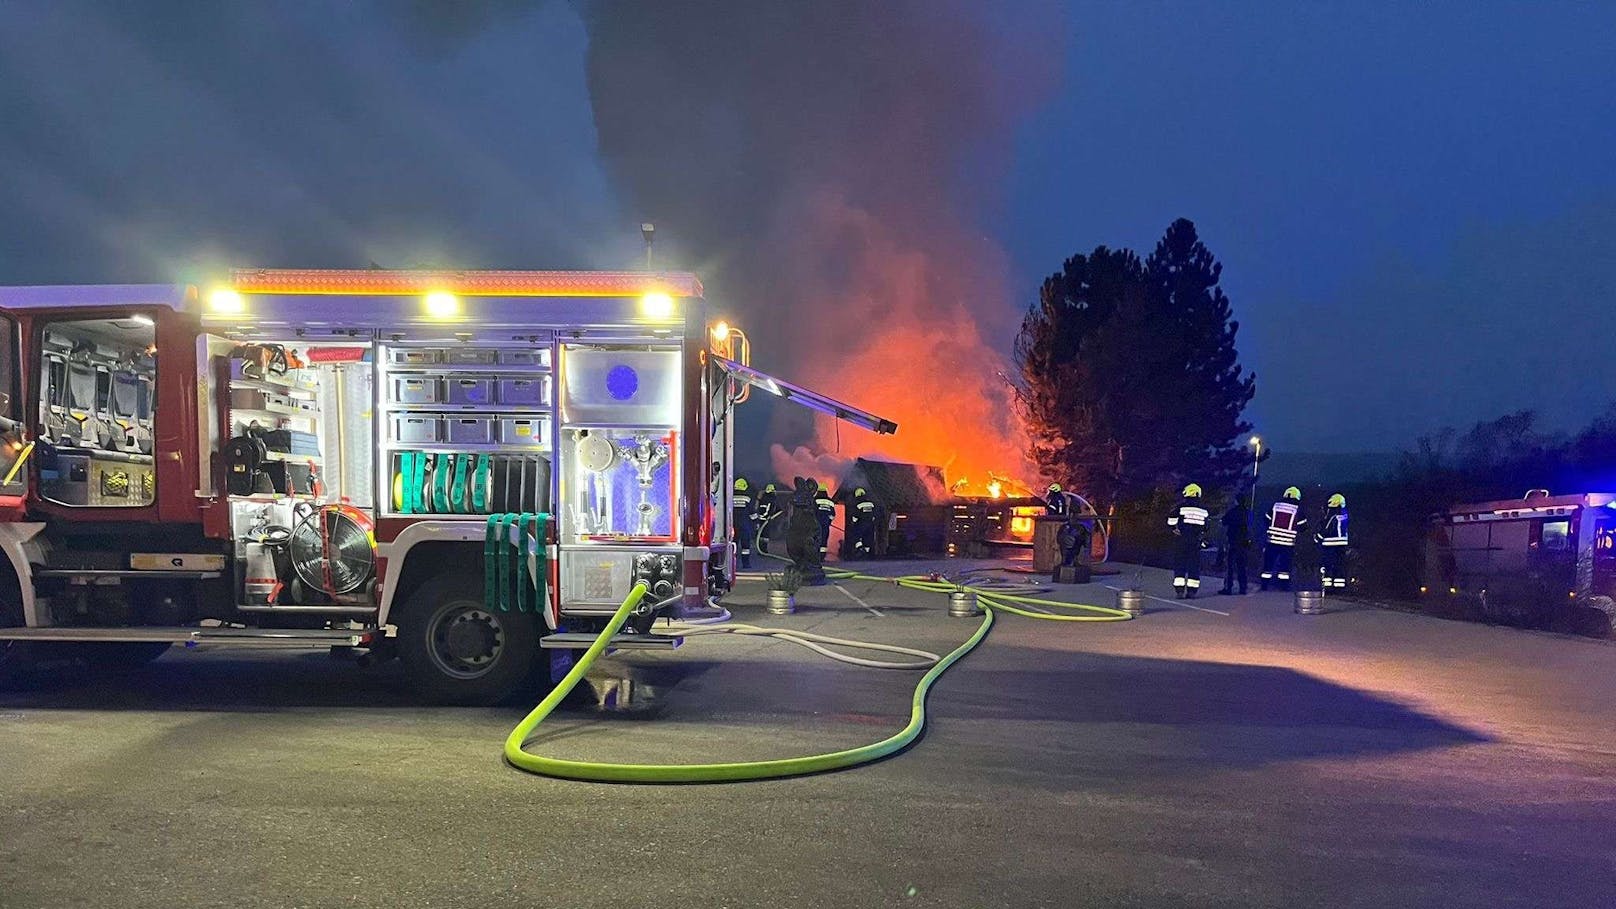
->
[555, 341, 686, 609]
[35, 315, 158, 508]
[377, 334, 556, 518]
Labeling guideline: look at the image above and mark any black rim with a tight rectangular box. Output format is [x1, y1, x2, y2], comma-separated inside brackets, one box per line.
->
[426, 603, 506, 680]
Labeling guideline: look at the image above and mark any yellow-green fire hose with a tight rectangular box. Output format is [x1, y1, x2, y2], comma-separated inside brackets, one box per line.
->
[505, 567, 1130, 783]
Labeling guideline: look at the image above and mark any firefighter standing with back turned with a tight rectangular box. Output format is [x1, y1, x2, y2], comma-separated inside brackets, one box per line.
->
[1167, 483, 1209, 598]
[755, 482, 780, 554]
[814, 481, 836, 557]
[847, 487, 877, 558]
[1261, 486, 1306, 591]
[1044, 482, 1069, 516]
[1316, 493, 1350, 591]
[732, 477, 757, 569]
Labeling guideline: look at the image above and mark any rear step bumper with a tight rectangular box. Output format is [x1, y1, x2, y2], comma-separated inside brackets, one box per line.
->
[0, 626, 374, 648]
[540, 632, 681, 651]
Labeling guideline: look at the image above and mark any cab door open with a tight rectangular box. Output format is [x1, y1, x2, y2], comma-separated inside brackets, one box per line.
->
[0, 308, 26, 511]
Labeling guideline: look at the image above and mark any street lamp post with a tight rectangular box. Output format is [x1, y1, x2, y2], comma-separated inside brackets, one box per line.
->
[1248, 436, 1261, 513]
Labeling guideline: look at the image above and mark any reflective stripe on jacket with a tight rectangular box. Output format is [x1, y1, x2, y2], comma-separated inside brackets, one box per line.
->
[1319, 510, 1349, 546]
[1266, 501, 1304, 546]
[1168, 501, 1209, 539]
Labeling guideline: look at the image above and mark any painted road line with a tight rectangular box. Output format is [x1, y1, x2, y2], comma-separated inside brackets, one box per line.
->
[1104, 585, 1231, 616]
[833, 583, 885, 617]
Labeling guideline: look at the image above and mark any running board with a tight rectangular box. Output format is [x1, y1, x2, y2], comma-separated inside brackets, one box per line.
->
[32, 568, 222, 581]
[0, 626, 374, 648]
[560, 605, 626, 617]
[540, 632, 682, 651]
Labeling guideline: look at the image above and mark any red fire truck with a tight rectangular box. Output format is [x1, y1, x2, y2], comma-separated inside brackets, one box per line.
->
[0, 270, 893, 702]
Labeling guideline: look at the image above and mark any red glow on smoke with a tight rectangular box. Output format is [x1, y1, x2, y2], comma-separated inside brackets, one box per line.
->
[768, 191, 1035, 496]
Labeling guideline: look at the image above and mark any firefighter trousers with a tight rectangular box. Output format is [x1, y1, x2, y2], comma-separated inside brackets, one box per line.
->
[1261, 544, 1293, 590]
[734, 515, 755, 569]
[1222, 542, 1247, 594]
[848, 519, 874, 558]
[1173, 536, 1202, 595]
[1321, 546, 1347, 590]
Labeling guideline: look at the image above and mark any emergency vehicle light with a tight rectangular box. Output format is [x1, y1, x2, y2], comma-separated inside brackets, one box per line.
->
[208, 288, 245, 313]
[639, 292, 675, 320]
[423, 291, 460, 319]
[229, 268, 704, 299]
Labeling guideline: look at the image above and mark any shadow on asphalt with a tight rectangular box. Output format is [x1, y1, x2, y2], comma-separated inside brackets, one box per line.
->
[0, 650, 716, 716]
[930, 643, 1492, 769]
[0, 640, 1489, 775]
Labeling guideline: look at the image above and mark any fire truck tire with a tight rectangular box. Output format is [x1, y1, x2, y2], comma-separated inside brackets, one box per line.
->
[396, 569, 540, 705]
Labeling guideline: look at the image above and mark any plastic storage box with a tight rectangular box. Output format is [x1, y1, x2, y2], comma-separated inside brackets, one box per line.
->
[392, 416, 441, 443]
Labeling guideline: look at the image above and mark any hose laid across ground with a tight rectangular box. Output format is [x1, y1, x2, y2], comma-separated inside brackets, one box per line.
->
[666, 621, 943, 670]
[505, 558, 1129, 782]
[505, 582, 994, 783]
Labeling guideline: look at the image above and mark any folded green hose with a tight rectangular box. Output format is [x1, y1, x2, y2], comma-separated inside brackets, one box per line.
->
[450, 453, 470, 513]
[432, 453, 451, 513]
[472, 454, 490, 512]
[504, 582, 995, 783]
[484, 513, 501, 610]
[411, 451, 427, 514]
[485, 513, 548, 614]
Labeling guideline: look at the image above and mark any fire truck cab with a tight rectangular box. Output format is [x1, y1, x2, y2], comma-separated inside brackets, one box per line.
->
[0, 270, 893, 703]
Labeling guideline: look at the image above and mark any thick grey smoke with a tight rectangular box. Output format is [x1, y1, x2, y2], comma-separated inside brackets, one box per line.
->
[578, 0, 1064, 483]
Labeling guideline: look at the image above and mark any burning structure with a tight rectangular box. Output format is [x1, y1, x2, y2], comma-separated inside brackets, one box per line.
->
[821, 457, 1045, 559]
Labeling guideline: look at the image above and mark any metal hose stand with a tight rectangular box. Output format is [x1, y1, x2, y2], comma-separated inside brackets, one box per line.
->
[948, 589, 980, 617]
[766, 589, 796, 615]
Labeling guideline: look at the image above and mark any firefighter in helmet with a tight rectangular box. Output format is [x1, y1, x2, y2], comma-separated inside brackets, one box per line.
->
[1045, 482, 1069, 517]
[1261, 486, 1307, 591]
[814, 481, 837, 557]
[1166, 483, 1210, 598]
[754, 482, 781, 554]
[732, 477, 757, 569]
[847, 486, 877, 559]
[1316, 493, 1350, 591]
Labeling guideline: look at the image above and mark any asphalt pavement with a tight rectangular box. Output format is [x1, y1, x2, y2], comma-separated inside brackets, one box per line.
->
[2, 560, 1613, 908]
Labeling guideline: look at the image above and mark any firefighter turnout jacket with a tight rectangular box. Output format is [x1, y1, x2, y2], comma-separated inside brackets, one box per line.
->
[756, 483, 779, 524]
[814, 486, 836, 554]
[1167, 498, 1210, 541]
[1317, 506, 1348, 547]
[1265, 500, 1305, 547]
[732, 482, 755, 524]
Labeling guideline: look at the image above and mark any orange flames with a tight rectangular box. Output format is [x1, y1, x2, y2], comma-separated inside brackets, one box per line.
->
[950, 471, 1033, 500]
[765, 192, 1035, 498]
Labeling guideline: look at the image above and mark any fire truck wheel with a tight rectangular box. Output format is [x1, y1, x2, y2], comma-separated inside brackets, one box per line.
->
[396, 570, 540, 705]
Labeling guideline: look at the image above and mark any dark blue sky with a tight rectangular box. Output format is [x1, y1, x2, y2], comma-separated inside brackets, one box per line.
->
[1, 1, 1612, 454]
[1005, 2, 1616, 449]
